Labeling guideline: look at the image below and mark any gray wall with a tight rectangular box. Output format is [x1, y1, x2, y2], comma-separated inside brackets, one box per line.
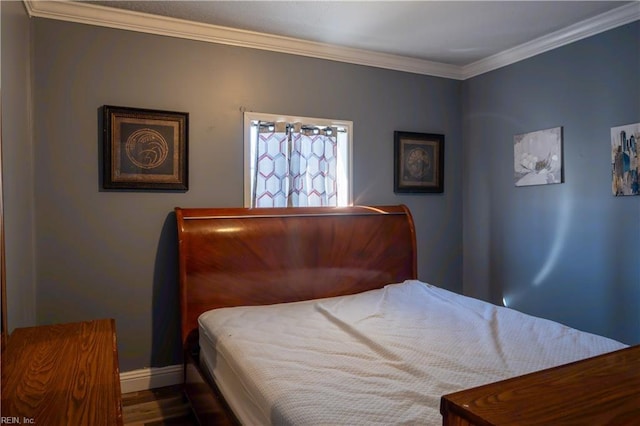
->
[1, 1, 37, 331]
[462, 21, 640, 345]
[29, 19, 462, 371]
[3, 8, 636, 373]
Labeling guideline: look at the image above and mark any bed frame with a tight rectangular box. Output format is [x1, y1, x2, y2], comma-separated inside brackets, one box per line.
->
[175, 205, 417, 424]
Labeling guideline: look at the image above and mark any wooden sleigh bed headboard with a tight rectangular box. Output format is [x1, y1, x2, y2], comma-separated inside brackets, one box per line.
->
[175, 205, 417, 347]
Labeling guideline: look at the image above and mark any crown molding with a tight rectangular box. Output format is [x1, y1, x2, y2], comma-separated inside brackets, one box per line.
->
[22, 0, 463, 79]
[23, 0, 639, 81]
[461, 2, 640, 79]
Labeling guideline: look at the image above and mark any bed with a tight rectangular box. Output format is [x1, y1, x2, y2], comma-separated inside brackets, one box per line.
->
[175, 205, 630, 425]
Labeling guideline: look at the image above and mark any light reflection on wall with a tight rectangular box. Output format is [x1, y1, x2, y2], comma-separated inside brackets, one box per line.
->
[502, 194, 573, 306]
[532, 194, 572, 286]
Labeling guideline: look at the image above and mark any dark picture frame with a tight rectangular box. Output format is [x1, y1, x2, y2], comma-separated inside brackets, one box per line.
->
[103, 105, 188, 190]
[394, 131, 444, 193]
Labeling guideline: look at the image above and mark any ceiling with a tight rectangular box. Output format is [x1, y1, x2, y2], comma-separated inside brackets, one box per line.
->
[25, 1, 640, 79]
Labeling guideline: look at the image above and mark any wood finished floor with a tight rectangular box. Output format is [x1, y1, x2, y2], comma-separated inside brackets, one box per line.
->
[122, 385, 198, 425]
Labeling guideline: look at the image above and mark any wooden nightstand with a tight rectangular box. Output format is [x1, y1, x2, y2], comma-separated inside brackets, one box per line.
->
[1, 319, 123, 425]
[440, 345, 640, 425]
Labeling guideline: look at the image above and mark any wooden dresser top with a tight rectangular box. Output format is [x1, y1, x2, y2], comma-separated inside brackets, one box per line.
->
[1, 319, 122, 425]
[440, 345, 640, 425]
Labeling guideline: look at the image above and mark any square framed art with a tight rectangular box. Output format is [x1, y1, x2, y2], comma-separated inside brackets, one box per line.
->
[514, 127, 563, 187]
[394, 131, 444, 193]
[103, 105, 188, 190]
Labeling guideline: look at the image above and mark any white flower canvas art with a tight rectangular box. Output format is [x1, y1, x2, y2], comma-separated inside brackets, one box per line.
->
[514, 127, 563, 187]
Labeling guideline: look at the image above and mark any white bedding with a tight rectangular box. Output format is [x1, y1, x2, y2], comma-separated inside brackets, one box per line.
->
[198, 280, 627, 425]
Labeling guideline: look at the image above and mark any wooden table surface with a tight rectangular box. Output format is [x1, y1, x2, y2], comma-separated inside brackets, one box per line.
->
[1, 319, 122, 425]
[440, 345, 640, 425]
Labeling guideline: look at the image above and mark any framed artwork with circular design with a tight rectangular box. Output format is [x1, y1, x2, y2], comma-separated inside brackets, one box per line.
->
[103, 105, 188, 190]
[394, 131, 444, 193]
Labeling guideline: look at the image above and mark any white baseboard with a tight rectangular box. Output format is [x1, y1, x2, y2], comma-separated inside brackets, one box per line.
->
[119, 364, 183, 394]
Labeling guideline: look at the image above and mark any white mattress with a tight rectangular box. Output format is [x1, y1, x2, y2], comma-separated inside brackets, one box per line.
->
[198, 280, 627, 425]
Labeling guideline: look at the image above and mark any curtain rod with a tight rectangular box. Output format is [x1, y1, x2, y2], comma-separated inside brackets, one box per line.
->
[253, 122, 347, 133]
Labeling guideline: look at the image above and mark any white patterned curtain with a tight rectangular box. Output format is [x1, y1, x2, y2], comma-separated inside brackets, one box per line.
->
[290, 124, 338, 206]
[253, 122, 289, 207]
[253, 122, 338, 207]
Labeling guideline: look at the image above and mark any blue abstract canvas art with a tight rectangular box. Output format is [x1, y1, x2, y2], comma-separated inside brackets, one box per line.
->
[611, 122, 639, 196]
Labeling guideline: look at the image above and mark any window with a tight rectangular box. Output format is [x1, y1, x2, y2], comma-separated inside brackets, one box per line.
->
[244, 112, 352, 207]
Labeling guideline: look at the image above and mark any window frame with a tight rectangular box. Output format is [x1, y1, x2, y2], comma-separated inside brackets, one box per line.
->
[243, 111, 353, 208]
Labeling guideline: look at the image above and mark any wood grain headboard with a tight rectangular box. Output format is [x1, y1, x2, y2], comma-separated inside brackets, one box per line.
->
[175, 205, 417, 346]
